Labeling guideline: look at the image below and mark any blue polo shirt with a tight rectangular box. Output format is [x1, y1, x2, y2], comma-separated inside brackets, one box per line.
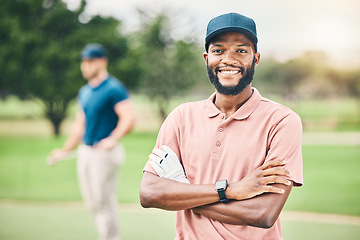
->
[78, 75, 129, 146]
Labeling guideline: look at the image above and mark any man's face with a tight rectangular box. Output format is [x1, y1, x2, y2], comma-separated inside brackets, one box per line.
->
[80, 58, 105, 80]
[203, 32, 260, 96]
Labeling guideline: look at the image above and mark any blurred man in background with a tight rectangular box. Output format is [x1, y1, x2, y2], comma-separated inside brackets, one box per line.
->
[49, 43, 136, 240]
[140, 13, 303, 239]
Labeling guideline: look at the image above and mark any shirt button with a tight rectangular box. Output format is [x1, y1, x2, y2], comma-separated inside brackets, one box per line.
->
[216, 141, 221, 147]
[219, 127, 224, 132]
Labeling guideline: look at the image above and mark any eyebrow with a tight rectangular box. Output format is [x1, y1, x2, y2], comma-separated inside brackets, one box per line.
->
[211, 43, 250, 47]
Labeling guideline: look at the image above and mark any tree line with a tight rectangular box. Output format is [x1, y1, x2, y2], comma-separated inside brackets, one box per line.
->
[1, 0, 359, 135]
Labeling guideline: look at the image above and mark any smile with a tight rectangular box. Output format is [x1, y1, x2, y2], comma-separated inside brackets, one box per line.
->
[219, 70, 240, 75]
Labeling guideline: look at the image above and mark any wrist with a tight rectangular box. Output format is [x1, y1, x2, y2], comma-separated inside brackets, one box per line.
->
[107, 135, 120, 143]
[215, 179, 229, 203]
[225, 183, 232, 199]
[61, 148, 72, 153]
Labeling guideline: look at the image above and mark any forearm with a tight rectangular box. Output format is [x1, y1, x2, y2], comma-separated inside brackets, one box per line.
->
[109, 114, 135, 141]
[62, 132, 82, 151]
[110, 99, 136, 141]
[192, 183, 292, 228]
[62, 111, 85, 151]
[140, 172, 220, 211]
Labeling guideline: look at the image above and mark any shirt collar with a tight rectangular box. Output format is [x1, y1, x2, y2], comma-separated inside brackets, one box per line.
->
[206, 88, 262, 120]
[88, 75, 110, 90]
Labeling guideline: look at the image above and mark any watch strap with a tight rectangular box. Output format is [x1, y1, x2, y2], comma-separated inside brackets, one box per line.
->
[216, 180, 229, 203]
[217, 189, 228, 203]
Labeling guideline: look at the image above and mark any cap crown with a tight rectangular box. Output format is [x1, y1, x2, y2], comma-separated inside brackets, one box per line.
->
[80, 43, 107, 59]
[205, 13, 258, 52]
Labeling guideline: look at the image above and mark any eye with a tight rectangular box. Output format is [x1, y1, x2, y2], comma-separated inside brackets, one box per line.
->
[212, 49, 223, 54]
[236, 49, 247, 53]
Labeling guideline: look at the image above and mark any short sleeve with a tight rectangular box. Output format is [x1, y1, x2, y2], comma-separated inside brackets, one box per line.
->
[110, 81, 129, 107]
[143, 106, 183, 174]
[266, 112, 303, 186]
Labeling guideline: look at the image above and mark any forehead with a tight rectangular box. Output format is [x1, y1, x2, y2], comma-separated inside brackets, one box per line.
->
[81, 58, 103, 63]
[210, 32, 253, 47]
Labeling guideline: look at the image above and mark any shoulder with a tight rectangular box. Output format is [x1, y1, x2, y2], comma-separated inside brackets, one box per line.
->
[106, 75, 129, 97]
[79, 83, 89, 92]
[107, 75, 126, 89]
[259, 97, 302, 126]
[170, 99, 207, 117]
[78, 84, 90, 97]
[162, 100, 207, 128]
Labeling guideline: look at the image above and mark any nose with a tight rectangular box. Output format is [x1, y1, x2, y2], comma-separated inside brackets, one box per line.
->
[221, 52, 238, 65]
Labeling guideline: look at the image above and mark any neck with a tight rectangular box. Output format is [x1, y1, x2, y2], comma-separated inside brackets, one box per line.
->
[214, 85, 253, 118]
[88, 70, 108, 87]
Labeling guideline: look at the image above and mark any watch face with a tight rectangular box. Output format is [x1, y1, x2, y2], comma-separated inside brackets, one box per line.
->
[216, 180, 227, 190]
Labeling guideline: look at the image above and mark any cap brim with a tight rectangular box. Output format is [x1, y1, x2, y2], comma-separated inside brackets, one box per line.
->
[205, 27, 258, 51]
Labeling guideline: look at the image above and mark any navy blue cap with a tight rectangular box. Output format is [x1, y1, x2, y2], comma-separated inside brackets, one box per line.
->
[80, 43, 107, 59]
[205, 13, 258, 52]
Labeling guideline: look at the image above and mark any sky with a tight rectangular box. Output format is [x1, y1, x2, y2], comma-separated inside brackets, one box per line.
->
[63, 0, 360, 67]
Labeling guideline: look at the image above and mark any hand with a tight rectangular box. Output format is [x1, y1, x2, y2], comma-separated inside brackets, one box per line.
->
[95, 136, 117, 150]
[227, 160, 292, 200]
[47, 149, 71, 166]
[149, 145, 190, 184]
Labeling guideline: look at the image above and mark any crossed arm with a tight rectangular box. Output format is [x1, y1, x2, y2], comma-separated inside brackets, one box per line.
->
[140, 152, 292, 228]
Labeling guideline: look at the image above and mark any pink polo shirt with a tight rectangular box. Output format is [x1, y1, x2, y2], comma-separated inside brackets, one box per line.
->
[144, 88, 303, 240]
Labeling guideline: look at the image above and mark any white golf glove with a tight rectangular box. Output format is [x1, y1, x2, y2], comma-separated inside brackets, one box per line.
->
[149, 145, 190, 184]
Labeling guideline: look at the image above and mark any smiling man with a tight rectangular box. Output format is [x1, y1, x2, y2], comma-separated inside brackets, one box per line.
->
[140, 13, 303, 240]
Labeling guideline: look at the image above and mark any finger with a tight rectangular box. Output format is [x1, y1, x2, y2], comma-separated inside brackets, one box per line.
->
[149, 153, 163, 164]
[149, 153, 171, 170]
[261, 160, 287, 170]
[161, 145, 178, 160]
[176, 177, 190, 184]
[263, 185, 286, 194]
[152, 148, 168, 158]
[149, 159, 165, 176]
[46, 156, 55, 166]
[261, 176, 292, 186]
[262, 167, 292, 178]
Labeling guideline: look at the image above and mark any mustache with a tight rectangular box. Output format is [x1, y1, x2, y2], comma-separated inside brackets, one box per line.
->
[214, 64, 245, 74]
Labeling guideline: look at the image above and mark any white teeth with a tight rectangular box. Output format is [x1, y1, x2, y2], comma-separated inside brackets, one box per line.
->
[221, 70, 239, 75]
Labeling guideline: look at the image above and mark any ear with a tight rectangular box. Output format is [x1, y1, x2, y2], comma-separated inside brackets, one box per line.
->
[100, 58, 108, 68]
[203, 52, 208, 64]
[254, 52, 260, 66]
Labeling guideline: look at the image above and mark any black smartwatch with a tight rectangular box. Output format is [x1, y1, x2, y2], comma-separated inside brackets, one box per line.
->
[215, 179, 229, 203]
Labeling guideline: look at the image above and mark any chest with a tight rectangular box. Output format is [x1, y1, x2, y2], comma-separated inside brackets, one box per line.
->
[178, 116, 271, 184]
[79, 87, 113, 116]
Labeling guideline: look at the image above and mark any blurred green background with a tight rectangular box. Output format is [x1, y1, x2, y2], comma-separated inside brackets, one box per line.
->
[1, 0, 360, 239]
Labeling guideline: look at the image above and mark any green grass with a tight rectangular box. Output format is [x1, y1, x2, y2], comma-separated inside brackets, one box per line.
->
[0, 202, 176, 240]
[1, 134, 360, 216]
[292, 98, 360, 131]
[1, 134, 360, 239]
[282, 220, 360, 240]
[252, 95, 360, 131]
[284, 145, 360, 216]
[0, 132, 157, 203]
[1, 202, 359, 240]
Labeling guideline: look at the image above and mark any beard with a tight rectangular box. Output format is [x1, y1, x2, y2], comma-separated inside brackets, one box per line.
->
[206, 58, 256, 96]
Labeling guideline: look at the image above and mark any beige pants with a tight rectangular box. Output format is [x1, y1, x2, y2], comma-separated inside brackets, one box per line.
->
[77, 144, 125, 240]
